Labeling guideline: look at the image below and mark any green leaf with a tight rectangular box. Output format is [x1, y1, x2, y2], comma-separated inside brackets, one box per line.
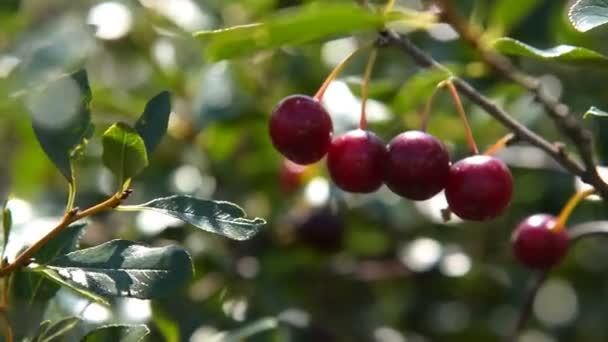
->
[14, 223, 88, 304]
[81, 324, 150, 342]
[119, 195, 266, 241]
[102, 123, 149, 189]
[32, 320, 51, 342]
[583, 106, 608, 118]
[44, 240, 193, 299]
[569, 0, 608, 32]
[194, 3, 385, 61]
[489, 0, 542, 34]
[28, 69, 93, 182]
[38, 316, 80, 342]
[29, 267, 110, 305]
[1, 202, 11, 257]
[493, 37, 608, 64]
[135, 91, 171, 155]
[221, 318, 278, 342]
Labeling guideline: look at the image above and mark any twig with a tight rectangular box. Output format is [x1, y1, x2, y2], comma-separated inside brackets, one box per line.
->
[437, 1, 608, 200]
[0, 309, 12, 342]
[507, 271, 548, 342]
[375, 31, 589, 180]
[0, 189, 132, 277]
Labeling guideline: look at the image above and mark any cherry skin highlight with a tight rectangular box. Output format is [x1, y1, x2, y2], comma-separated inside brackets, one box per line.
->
[327, 129, 388, 193]
[512, 214, 569, 269]
[269, 95, 333, 165]
[445, 155, 513, 221]
[385, 131, 450, 200]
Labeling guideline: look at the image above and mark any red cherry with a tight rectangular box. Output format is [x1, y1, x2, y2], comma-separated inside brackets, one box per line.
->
[512, 214, 569, 269]
[296, 208, 345, 252]
[385, 131, 450, 200]
[327, 129, 388, 193]
[445, 155, 513, 221]
[269, 95, 333, 165]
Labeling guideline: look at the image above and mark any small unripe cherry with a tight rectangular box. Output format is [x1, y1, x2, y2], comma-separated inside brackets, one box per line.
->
[512, 214, 569, 269]
[327, 129, 388, 193]
[269, 95, 333, 165]
[385, 131, 450, 200]
[445, 155, 513, 221]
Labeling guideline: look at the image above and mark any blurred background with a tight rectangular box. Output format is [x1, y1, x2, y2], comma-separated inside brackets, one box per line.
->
[2, 0, 608, 341]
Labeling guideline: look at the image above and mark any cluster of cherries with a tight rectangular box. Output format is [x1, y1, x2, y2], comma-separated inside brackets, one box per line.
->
[269, 49, 590, 272]
[269, 94, 512, 221]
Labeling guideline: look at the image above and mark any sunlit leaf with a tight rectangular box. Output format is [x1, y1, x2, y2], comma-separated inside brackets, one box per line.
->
[119, 195, 266, 240]
[493, 37, 608, 64]
[102, 123, 148, 189]
[44, 240, 193, 299]
[81, 324, 150, 342]
[28, 69, 93, 183]
[569, 0, 608, 32]
[135, 91, 171, 155]
[583, 106, 608, 118]
[195, 3, 385, 61]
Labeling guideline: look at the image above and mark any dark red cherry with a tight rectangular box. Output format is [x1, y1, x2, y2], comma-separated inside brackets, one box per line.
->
[327, 129, 388, 193]
[385, 131, 450, 200]
[296, 207, 345, 252]
[269, 95, 333, 165]
[512, 214, 569, 269]
[445, 155, 513, 221]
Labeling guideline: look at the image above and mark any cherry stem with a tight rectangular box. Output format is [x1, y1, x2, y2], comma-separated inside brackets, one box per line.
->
[314, 45, 367, 101]
[420, 82, 445, 132]
[384, 0, 396, 13]
[483, 133, 515, 156]
[552, 188, 596, 232]
[359, 48, 378, 130]
[444, 79, 479, 155]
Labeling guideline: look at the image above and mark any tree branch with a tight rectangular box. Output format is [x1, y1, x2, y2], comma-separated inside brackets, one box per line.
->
[436, 0, 608, 199]
[376, 30, 592, 182]
[506, 270, 548, 342]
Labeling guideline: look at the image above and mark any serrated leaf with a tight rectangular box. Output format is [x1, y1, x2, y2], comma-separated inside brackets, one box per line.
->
[221, 318, 278, 342]
[14, 223, 87, 304]
[135, 91, 171, 155]
[44, 240, 193, 299]
[28, 69, 93, 182]
[194, 3, 385, 61]
[493, 37, 608, 64]
[583, 106, 608, 118]
[81, 324, 150, 342]
[39, 316, 80, 342]
[102, 123, 149, 189]
[569, 0, 608, 32]
[119, 195, 266, 240]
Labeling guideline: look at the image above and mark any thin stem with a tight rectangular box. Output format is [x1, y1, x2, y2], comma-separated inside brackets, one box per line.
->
[314, 45, 368, 101]
[420, 82, 445, 132]
[359, 48, 378, 130]
[444, 79, 479, 154]
[65, 182, 76, 214]
[484, 133, 515, 156]
[507, 271, 548, 342]
[552, 188, 596, 232]
[0, 190, 132, 277]
[383, 0, 396, 13]
[0, 310, 12, 342]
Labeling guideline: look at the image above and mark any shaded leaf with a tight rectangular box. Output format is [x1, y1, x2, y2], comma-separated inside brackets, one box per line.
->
[119, 195, 266, 240]
[489, 0, 542, 34]
[102, 123, 148, 189]
[195, 3, 385, 61]
[31, 320, 51, 342]
[30, 267, 110, 305]
[2, 202, 11, 256]
[39, 316, 80, 342]
[583, 106, 608, 118]
[45, 240, 193, 299]
[14, 223, 87, 304]
[81, 324, 150, 342]
[569, 0, 608, 32]
[28, 69, 93, 182]
[493, 37, 608, 64]
[135, 91, 171, 155]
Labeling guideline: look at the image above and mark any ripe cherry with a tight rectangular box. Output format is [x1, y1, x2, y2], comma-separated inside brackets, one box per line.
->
[512, 214, 569, 269]
[385, 131, 450, 200]
[327, 129, 388, 193]
[445, 155, 513, 221]
[269, 95, 333, 165]
[296, 207, 345, 252]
